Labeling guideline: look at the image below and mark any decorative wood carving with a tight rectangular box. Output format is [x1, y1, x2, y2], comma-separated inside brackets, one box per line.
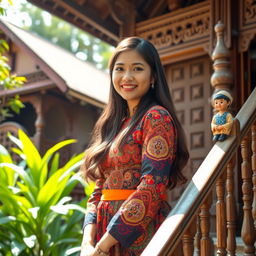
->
[215, 172, 227, 255]
[252, 123, 256, 230]
[136, 2, 210, 56]
[190, 132, 204, 149]
[211, 21, 233, 92]
[241, 134, 256, 254]
[239, 31, 256, 52]
[24, 71, 49, 84]
[243, 0, 256, 26]
[0, 122, 24, 162]
[190, 84, 204, 101]
[239, 0, 256, 52]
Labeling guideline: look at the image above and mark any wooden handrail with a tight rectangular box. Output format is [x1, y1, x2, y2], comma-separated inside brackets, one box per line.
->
[141, 87, 256, 256]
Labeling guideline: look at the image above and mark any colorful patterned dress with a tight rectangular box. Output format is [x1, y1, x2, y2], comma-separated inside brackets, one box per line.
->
[84, 105, 177, 256]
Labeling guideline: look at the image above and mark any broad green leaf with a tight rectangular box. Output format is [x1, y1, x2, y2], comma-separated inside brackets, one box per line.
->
[7, 132, 22, 149]
[0, 144, 14, 186]
[85, 181, 95, 197]
[18, 129, 42, 186]
[0, 216, 16, 224]
[49, 152, 60, 175]
[39, 139, 76, 188]
[0, 163, 34, 189]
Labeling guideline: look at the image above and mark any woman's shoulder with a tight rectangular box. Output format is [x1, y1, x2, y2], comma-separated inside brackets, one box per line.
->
[144, 105, 172, 119]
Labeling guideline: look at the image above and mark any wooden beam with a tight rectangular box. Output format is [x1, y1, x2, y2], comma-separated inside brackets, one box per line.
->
[147, 0, 167, 18]
[53, 0, 118, 40]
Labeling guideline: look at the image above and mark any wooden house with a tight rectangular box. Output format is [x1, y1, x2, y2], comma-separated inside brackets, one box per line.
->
[0, 19, 109, 158]
[2, 0, 256, 254]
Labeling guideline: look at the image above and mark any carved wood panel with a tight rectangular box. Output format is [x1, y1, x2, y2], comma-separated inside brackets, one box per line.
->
[166, 56, 212, 179]
[239, 0, 256, 52]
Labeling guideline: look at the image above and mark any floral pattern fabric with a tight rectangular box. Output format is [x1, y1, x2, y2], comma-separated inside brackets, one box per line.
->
[83, 105, 177, 256]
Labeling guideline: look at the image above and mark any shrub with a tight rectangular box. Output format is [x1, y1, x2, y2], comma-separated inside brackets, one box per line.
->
[0, 130, 91, 256]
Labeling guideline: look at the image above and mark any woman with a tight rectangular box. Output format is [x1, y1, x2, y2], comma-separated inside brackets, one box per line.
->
[80, 37, 189, 256]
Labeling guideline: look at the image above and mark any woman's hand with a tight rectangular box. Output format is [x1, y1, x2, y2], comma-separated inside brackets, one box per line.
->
[80, 245, 109, 256]
[80, 242, 95, 256]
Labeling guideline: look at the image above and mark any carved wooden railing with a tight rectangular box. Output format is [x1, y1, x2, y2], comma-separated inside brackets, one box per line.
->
[141, 83, 256, 256]
[141, 20, 256, 256]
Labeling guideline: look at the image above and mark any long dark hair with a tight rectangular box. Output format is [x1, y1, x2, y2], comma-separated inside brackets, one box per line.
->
[82, 37, 189, 189]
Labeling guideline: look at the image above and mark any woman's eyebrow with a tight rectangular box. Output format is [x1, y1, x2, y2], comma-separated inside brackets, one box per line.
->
[115, 62, 144, 66]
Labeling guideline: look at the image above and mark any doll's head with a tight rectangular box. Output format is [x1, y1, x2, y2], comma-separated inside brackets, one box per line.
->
[212, 90, 233, 112]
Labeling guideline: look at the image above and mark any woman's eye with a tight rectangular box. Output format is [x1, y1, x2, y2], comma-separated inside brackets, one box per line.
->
[114, 67, 123, 71]
[134, 67, 143, 71]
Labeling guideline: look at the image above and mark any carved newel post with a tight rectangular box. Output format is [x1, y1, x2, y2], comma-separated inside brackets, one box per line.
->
[210, 21, 234, 142]
[211, 21, 233, 93]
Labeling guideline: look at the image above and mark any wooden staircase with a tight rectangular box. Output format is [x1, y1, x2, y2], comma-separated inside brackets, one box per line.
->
[141, 22, 256, 256]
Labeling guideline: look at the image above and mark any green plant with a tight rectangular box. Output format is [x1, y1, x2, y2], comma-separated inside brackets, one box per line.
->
[0, 0, 26, 122]
[0, 129, 91, 256]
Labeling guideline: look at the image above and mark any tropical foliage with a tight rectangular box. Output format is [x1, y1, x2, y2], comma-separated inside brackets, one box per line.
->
[0, 0, 26, 122]
[0, 130, 93, 256]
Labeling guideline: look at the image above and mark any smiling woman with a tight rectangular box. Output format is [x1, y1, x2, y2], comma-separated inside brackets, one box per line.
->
[80, 37, 189, 256]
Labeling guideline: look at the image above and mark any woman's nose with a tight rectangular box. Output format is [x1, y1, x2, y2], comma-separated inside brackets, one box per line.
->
[123, 70, 133, 80]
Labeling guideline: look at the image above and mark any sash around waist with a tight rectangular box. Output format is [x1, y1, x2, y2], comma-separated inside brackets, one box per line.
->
[101, 189, 136, 201]
[100, 189, 167, 201]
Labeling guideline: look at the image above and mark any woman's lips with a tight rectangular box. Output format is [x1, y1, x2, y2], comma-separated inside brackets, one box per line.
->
[121, 84, 137, 92]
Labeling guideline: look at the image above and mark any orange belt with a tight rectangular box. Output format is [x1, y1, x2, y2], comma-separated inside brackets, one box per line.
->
[101, 189, 136, 201]
[101, 189, 167, 201]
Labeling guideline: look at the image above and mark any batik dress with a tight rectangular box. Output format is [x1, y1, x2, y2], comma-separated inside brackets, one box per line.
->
[84, 105, 177, 256]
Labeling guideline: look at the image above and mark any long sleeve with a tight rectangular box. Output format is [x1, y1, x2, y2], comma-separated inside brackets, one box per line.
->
[107, 107, 176, 247]
[220, 112, 233, 135]
[83, 179, 104, 228]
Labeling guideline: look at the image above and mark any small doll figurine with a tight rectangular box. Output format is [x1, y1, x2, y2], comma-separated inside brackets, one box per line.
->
[211, 90, 233, 142]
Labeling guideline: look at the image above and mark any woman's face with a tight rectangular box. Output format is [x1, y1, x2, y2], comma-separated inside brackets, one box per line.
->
[112, 49, 153, 111]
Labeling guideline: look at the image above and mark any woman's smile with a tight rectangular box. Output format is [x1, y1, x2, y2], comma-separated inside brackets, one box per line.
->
[120, 83, 138, 91]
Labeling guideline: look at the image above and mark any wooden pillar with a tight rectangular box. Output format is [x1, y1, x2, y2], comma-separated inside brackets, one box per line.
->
[252, 123, 256, 230]
[210, 0, 231, 54]
[107, 0, 135, 38]
[194, 215, 201, 256]
[216, 172, 227, 256]
[182, 218, 196, 256]
[241, 135, 256, 255]
[200, 195, 212, 256]
[33, 95, 44, 150]
[226, 158, 237, 255]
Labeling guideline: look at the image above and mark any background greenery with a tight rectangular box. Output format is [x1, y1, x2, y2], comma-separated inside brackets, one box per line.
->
[0, 0, 26, 122]
[0, 130, 94, 256]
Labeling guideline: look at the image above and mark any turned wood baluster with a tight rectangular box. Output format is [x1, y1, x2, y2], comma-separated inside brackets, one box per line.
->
[200, 195, 212, 256]
[226, 158, 236, 255]
[241, 135, 256, 255]
[194, 215, 201, 256]
[252, 123, 256, 230]
[182, 217, 197, 256]
[216, 172, 227, 256]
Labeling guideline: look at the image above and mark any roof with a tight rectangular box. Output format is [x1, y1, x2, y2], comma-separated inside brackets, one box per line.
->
[0, 19, 110, 107]
[26, 0, 205, 45]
